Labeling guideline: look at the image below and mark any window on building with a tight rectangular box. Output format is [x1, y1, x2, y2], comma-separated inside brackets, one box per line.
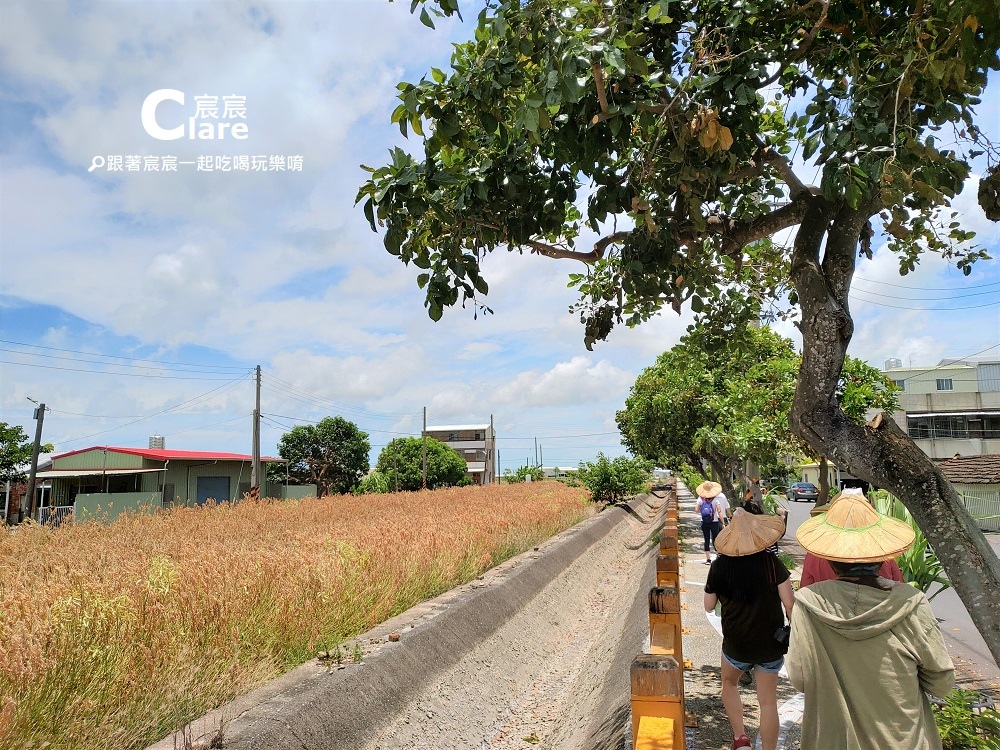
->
[932, 415, 968, 438]
[936, 378, 953, 391]
[893, 379, 905, 390]
[448, 432, 458, 442]
[984, 416, 1000, 439]
[907, 416, 932, 439]
[910, 415, 973, 439]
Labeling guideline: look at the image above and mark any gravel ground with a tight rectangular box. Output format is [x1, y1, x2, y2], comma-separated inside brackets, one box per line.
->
[361, 495, 665, 750]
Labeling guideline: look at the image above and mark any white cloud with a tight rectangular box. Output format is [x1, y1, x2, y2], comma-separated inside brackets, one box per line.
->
[494, 356, 634, 408]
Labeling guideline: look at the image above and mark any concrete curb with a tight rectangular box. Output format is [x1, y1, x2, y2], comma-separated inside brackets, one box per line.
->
[146, 494, 656, 750]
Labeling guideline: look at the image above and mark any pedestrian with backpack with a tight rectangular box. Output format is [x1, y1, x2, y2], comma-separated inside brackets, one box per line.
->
[696, 480, 724, 564]
[704, 509, 793, 750]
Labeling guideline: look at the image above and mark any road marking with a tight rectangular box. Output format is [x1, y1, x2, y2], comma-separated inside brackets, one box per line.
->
[758, 692, 805, 750]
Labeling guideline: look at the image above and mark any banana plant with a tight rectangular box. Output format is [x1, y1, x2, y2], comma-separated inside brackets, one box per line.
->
[871, 490, 950, 601]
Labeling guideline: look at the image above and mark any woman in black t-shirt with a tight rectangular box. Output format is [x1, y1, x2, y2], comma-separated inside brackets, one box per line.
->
[704, 509, 794, 750]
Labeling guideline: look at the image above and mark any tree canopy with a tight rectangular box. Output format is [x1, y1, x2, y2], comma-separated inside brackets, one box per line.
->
[616, 326, 898, 499]
[360, 0, 1000, 660]
[271, 417, 370, 496]
[0, 422, 51, 486]
[375, 436, 470, 490]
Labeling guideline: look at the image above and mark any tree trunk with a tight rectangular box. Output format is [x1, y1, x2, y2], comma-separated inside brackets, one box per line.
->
[817, 456, 831, 504]
[789, 199, 1000, 665]
[706, 453, 739, 505]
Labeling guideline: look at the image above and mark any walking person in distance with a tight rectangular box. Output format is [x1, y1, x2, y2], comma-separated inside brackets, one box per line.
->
[696, 480, 725, 564]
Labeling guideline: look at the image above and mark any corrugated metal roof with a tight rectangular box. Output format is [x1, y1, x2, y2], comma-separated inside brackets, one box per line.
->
[36, 468, 165, 478]
[51, 446, 283, 463]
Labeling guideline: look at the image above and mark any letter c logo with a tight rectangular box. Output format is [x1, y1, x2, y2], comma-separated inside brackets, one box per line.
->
[141, 89, 185, 140]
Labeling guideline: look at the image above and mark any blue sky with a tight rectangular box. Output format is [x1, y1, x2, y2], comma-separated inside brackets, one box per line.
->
[1, 1, 998, 470]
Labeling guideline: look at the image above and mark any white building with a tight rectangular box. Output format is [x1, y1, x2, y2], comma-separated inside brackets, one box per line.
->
[423, 422, 497, 485]
[882, 358, 1000, 460]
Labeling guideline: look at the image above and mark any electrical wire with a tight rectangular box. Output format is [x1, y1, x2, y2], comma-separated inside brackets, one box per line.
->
[260, 372, 414, 421]
[853, 277, 1000, 292]
[56, 372, 253, 445]
[884, 343, 1000, 384]
[0, 359, 242, 380]
[0, 339, 248, 371]
[850, 284, 1000, 301]
[260, 412, 418, 436]
[850, 292, 1000, 311]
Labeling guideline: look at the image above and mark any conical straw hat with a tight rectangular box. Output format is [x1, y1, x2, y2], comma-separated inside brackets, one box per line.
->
[796, 493, 915, 562]
[696, 480, 722, 498]
[715, 508, 785, 556]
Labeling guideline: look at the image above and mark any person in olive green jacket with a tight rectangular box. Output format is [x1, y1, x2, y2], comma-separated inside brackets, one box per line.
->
[786, 493, 954, 750]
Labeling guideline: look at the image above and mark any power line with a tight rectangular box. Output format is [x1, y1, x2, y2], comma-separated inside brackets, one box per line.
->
[0, 339, 248, 371]
[260, 372, 415, 421]
[57, 373, 252, 445]
[0, 359, 243, 380]
[260, 412, 418, 436]
[162, 414, 248, 438]
[853, 277, 1000, 292]
[851, 284, 1000, 301]
[850, 293, 1000, 311]
[885, 343, 1000, 384]
[0, 346, 247, 376]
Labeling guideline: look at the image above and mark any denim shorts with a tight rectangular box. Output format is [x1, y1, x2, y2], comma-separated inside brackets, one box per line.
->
[722, 652, 784, 673]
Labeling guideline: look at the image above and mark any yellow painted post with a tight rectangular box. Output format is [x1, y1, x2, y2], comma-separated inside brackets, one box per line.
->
[631, 654, 686, 750]
[659, 527, 679, 555]
[656, 553, 680, 589]
[648, 586, 683, 663]
[635, 715, 675, 750]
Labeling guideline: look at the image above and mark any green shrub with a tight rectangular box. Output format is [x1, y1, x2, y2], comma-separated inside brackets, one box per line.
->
[933, 689, 1000, 750]
[577, 453, 652, 504]
[354, 470, 392, 495]
[502, 465, 544, 484]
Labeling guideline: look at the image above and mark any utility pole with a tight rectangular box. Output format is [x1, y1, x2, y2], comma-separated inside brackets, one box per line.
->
[489, 414, 495, 484]
[534, 437, 538, 467]
[422, 407, 428, 490]
[250, 365, 261, 497]
[25, 400, 46, 523]
[540, 444, 543, 470]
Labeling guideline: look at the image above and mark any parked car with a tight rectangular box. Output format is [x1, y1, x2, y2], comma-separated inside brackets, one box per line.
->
[787, 482, 819, 502]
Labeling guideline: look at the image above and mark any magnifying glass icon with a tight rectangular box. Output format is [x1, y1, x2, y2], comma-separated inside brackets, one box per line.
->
[88, 155, 105, 172]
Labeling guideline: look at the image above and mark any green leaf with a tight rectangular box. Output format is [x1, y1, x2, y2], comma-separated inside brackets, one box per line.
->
[419, 7, 434, 28]
[431, 67, 446, 84]
[428, 304, 443, 322]
[417, 273, 430, 289]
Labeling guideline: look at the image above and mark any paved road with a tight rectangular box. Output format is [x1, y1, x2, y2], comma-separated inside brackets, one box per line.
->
[779, 495, 1000, 691]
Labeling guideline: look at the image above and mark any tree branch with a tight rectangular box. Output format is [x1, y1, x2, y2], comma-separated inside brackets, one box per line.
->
[526, 231, 631, 262]
[714, 199, 810, 254]
[754, 139, 814, 198]
[592, 63, 610, 114]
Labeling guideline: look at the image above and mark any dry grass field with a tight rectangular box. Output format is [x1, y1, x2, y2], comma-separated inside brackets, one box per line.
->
[0, 482, 593, 750]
